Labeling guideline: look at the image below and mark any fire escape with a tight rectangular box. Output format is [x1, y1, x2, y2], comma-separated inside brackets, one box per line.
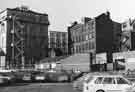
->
[10, 15, 25, 69]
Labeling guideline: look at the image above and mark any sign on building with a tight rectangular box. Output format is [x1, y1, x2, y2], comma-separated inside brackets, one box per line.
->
[95, 53, 107, 64]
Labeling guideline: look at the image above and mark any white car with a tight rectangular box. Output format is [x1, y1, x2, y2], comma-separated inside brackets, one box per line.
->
[83, 74, 135, 92]
[73, 73, 92, 90]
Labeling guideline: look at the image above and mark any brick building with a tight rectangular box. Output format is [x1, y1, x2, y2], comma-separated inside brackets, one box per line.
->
[48, 31, 68, 57]
[0, 6, 49, 69]
[68, 17, 94, 54]
[68, 12, 121, 71]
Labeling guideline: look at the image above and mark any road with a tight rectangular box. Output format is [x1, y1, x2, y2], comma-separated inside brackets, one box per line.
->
[0, 83, 81, 92]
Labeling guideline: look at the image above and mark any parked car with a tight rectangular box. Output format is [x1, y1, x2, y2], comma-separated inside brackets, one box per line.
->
[46, 70, 69, 82]
[32, 71, 46, 82]
[0, 75, 9, 84]
[0, 72, 16, 84]
[73, 73, 90, 91]
[14, 71, 33, 82]
[83, 73, 135, 92]
[22, 73, 32, 82]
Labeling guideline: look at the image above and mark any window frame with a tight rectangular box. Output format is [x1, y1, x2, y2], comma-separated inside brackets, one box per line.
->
[102, 77, 116, 84]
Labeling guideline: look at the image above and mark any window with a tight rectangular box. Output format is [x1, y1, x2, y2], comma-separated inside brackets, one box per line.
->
[76, 45, 79, 53]
[86, 43, 88, 50]
[1, 23, 5, 33]
[86, 35, 88, 40]
[116, 77, 129, 84]
[95, 77, 103, 84]
[91, 20, 95, 29]
[122, 23, 127, 29]
[102, 77, 115, 84]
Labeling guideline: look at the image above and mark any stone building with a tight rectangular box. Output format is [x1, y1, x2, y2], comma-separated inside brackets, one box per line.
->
[0, 6, 49, 69]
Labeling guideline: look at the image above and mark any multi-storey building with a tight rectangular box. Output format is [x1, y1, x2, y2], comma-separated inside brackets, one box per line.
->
[68, 12, 121, 71]
[48, 31, 68, 56]
[0, 6, 49, 69]
[68, 18, 94, 54]
[121, 19, 135, 51]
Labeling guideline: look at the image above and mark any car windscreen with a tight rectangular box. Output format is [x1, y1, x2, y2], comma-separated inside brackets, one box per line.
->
[95, 77, 103, 84]
[85, 76, 93, 83]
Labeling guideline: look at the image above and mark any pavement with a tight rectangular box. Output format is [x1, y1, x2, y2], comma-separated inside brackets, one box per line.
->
[0, 83, 81, 92]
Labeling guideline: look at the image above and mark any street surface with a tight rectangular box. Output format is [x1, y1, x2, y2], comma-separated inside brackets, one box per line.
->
[0, 83, 81, 92]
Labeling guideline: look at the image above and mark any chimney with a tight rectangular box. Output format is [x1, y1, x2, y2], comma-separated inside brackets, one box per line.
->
[106, 11, 110, 19]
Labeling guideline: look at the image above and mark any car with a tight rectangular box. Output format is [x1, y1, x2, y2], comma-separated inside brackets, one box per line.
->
[32, 72, 46, 82]
[46, 70, 69, 82]
[83, 73, 135, 92]
[14, 71, 33, 82]
[0, 75, 9, 84]
[22, 73, 32, 82]
[73, 73, 91, 91]
[0, 72, 16, 84]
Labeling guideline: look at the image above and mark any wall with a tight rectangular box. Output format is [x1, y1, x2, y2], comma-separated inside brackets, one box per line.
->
[96, 13, 113, 53]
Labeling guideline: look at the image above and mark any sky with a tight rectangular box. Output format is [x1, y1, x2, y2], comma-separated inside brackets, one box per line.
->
[0, 0, 135, 31]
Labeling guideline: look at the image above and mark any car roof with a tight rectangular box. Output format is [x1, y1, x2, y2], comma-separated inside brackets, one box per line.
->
[86, 72, 123, 77]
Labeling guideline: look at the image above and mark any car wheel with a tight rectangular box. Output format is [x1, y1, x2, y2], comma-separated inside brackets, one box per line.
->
[96, 90, 105, 92]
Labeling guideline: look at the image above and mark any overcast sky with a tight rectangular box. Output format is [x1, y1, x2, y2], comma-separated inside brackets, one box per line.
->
[0, 0, 135, 31]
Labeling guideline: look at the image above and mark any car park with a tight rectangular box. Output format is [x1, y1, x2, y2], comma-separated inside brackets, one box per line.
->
[83, 73, 135, 92]
[45, 70, 69, 82]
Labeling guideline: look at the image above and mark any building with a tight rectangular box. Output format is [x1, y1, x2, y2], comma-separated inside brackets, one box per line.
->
[0, 6, 49, 69]
[68, 17, 95, 54]
[112, 21, 122, 52]
[113, 51, 135, 71]
[121, 19, 135, 51]
[48, 31, 68, 57]
[68, 12, 121, 71]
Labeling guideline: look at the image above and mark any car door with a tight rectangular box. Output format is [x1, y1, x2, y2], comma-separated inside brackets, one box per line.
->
[90, 77, 104, 92]
[102, 77, 118, 92]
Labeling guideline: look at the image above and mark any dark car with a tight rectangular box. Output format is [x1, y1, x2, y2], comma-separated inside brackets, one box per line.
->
[32, 71, 46, 82]
[22, 73, 32, 82]
[0, 72, 16, 84]
[14, 70, 33, 82]
[0, 74, 9, 84]
[45, 70, 69, 82]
